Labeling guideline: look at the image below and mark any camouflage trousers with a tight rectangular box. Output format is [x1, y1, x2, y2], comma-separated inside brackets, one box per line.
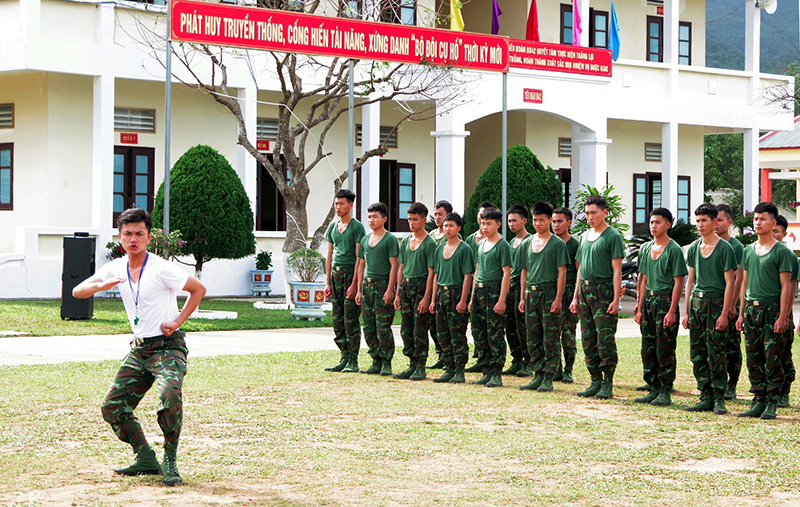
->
[471, 284, 507, 375]
[399, 277, 432, 363]
[506, 278, 529, 364]
[430, 314, 443, 359]
[688, 293, 728, 397]
[781, 310, 795, 396]
[639, 292, 679, 390]
[743, 299, 785, 399]
[436, 285, 471, 369]
[101, 331, 188, 453]
[558, 283, 578, 372]
[331, 266, 361, 358]
[362, 278, 396, 362]
[579, 281, 619, 379]
[525, 283, 562, 376]
[725, 301, 743, 386]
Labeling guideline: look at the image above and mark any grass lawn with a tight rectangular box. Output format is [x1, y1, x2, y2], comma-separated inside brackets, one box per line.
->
[1, 338, 799, 506]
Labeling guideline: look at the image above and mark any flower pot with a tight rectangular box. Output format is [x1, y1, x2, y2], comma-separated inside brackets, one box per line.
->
[288, 281, 327, 321]
[250, 269, 274, 297]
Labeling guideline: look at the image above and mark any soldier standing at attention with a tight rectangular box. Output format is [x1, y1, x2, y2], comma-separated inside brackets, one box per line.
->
[734, 203, 794, 419]
[715, 203, 745, 400]
[772, 215, 799, 408]
[569, 194, 625, 400]
[430, 213, 474, 384]
[469, 207, 512, 387]
[324, 189, 366, 373]
[633, 208, 687, 407]
[73, 208, 206, 486]
[552, 207, 579, 384]
[426, 200, 454, 370]
[394, 202, 437, 381]
[682, 203, 736, 414]
[464, 201, 497, 373]
[355, 203, 399, 376]
[518, 201, 568, 392]
[503, 204, 532, 377]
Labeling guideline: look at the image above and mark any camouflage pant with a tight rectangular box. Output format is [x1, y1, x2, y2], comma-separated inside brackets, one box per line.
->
[362, 279, 396, 362]
[436, 285, 471, 369]
[525, 283, 562, 376]
[430, 317, 443, 358]
[726, 301, 743, 386]
[331, 267, 361, 358]
[506, 278, 529, 364]
[688, 294, 728, 397]
[399, 277, 432, 363]
[471, 284, 507, 375]
[743, 300, 785, 399]
[782, 311, 795, 395]
[639, 293, 679, 390]
[101, 332, 188, 453]
[558, 283, 578, 371]
[579, 281, 618, 379]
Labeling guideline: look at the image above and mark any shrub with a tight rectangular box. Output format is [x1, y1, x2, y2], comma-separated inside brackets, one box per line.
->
[147, 229, 186, 260]
[286, 248, 325, 282]
[571, 185, 629, 236]
[255, 250, 273, 271]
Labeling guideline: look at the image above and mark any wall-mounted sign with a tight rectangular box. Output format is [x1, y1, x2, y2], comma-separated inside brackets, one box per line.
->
[657, 6, 664, 15]
[509, 40, 612, 77]
[120, 133, 139, 144]
[257, 140, 270, 151]
[523, 88, 543, 103]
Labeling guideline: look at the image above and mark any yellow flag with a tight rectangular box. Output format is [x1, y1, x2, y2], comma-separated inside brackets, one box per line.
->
[450, 0, 465, 31]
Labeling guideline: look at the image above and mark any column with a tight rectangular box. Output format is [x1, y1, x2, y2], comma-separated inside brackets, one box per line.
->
[663, 0, 680, 98]
[237, 85, 258, 218]
[661, 122, 679, 214]
[360, 101, 381, 219]
[19, 0, 41, 41]
[745, 0, 761, 103]
[571, 124, 611, 206]
[91, 74, 115, 232]
[760, 168, 772, 202]
[743, 128, 760, 211]
[578, 0, 589, 47]
[431, 108, 470, 214]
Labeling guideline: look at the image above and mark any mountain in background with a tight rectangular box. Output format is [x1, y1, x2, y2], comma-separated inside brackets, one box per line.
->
[706, 0, 799, 74]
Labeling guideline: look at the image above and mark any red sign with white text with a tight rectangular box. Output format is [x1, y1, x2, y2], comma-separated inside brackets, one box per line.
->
[120, 133, 139, 144]
[523, 88, 543, 103]
[509, 40, 612, 77]
[170, 0, 509, 72]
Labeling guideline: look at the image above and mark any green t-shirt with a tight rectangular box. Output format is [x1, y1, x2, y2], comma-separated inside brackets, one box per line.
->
[475, 237, 512, 283]
[793, 254, 799, 282]
[465, 232, 482, 265]
[686, 239, 737, 294]
[742, 242, 796, 301]
[510, 233, 532, 278]
[564, 236, 580, 284]
[638, 239, 689, 292]
[358, 231, 399, 279]
[727, 236, 745, 267]
[324, 218, 366, 267]
[576, 227, 626, 281]
[434, 241, 475, 286]
[519, 235, 569, 286]
[399, 234, 436, 278]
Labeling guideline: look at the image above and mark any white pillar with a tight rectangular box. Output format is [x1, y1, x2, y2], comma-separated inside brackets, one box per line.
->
[91, 74, 115, 232]
[571, 124, 610, 205]
[578, 0, 589, 47]
[663, 0, 680, 98]
[744, 128, 760, 211]
[431, 108, 469, 214]
[661, 122, 679, 213]
[360, 101, 381, 219]
[745, 0, 760, 104]
[237, 85, 258, 219]
[19, 0, 41, 40]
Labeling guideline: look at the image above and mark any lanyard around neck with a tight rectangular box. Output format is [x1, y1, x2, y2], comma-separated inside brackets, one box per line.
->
[127, 253, 149, 325]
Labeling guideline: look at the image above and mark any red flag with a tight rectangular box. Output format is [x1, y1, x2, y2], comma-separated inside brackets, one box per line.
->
[525, 0, 539, 41]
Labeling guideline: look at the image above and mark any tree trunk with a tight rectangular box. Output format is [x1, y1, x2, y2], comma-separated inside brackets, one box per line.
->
[282, 176, 311, 253]
[194, 257, 204, 280]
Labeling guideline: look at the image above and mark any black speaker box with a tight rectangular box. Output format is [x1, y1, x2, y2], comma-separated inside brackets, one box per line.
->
[61, 234, 96, 320]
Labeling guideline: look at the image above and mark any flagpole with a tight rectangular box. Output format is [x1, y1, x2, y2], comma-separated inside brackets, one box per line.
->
[502, 72, 508, 237]
[348, 59, 354, 192]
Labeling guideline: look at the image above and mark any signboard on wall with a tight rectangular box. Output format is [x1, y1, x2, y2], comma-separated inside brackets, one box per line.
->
[523, 88, 543, 103]
[120, 133, 139, 144]
[508, 40, 612, 77]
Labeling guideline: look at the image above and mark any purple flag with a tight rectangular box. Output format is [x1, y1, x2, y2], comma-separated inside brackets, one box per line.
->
[491, 0, 503, 35]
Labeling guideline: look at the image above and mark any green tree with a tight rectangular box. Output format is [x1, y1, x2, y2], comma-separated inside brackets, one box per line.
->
[463, 145, 562, 238]
[704, 133, 743, 193]
[152, 145, 256, 278]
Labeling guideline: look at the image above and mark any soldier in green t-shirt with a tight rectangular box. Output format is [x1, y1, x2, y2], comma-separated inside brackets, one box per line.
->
[429, 212, 474, 384]
[716, 203, 745, 401]
[773, 215, 799, 409]
[553, 207, 579, 384]
[633, 208, 687, 407]
[324, 189, 366, 373]
[682, 203, 737, 415]
[468, 207, 512, 388]
[426, 200, 454, 370]
[355, 203, 399, 377]
[504, 204, 532, 377]
[394, 202, 437, 381]
[518, 202, 568, 393]
[464, 201, 497, 372]
[569, 195, 625, 400]
[735, 202, 795, 420]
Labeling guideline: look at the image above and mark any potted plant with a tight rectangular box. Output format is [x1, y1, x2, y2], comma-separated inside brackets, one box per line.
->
[103, 241, 126, 298]
[250, 250, 274, 297]
[286, 247, 326, 321]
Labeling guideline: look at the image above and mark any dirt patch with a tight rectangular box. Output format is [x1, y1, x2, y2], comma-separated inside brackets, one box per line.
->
[670, 457, 760, 474]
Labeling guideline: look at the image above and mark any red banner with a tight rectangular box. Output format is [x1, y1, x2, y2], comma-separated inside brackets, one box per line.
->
[508, 40, 612, 77]
[523, 88, 543, 103]
[170, 0, 509, 72]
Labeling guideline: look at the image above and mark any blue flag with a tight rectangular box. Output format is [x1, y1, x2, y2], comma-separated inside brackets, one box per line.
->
[609, 1, 621, 61]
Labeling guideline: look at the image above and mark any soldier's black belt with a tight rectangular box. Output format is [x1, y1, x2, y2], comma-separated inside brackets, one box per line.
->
[475, 280, 501, 288]
[526, 280, 557, 291]
[692, 290, 723, 299]
[333, 265, 355, 272]
[746, 297, 781, 307]
[583, 278, 613, 286]
[646, 288, 673, 297]
[133, 330, 183, 345]
[364, 277, 389, 283]
[403, 276, 427, 283]
[439, 284, 461, 291]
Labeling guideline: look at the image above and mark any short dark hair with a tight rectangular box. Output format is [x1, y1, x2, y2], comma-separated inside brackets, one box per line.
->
[480, 207, 503, 222]
[650, 207, 673, 225]
[694, 203, 718, 220]
[754, 201, 779, 221]
[434, 200, 453, 213]
[776, 214, 789, 231]
[553, 207, 573, 221]
[444, 212, 463, 227]
[118, 208, 152, 233]
[507, 204, 529, 220]
[585, 195, 607, 211]
[407, 202, 428, 217]
[478, 201, 497, 210]
[531, 201, 554, 218]
[716, 203, 734, 221]
[334, 189, 356, 203]
[367, 202, 389, 218]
